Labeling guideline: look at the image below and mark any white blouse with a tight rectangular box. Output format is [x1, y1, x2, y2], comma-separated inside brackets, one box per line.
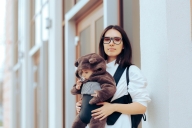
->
[86, 60, 151, 128]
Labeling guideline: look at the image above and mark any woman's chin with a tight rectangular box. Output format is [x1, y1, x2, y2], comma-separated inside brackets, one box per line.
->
[106, 52, 118, 57]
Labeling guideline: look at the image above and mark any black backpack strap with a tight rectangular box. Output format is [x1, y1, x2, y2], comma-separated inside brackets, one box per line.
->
[126, 66, 129, 85]
[126, 65, 130, 94]
[126, 65, 132, 102]
[113, 65, 126, 86]
[126, 65, 146, 128]
[143, 113, 146, 121]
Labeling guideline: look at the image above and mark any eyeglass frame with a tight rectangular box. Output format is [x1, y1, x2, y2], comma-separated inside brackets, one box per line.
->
[102, 37, 122, 45]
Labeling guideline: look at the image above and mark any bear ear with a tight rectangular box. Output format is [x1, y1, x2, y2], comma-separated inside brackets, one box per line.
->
[74, 60, 78, 67]
[89, 58, 97, 64]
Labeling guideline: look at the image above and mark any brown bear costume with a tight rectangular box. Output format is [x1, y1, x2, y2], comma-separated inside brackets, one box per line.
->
[71, 53, 116, 128]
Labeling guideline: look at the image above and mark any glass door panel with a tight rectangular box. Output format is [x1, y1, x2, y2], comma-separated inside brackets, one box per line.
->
[95, 16, 103, 54]
[80, 26, 91, 56]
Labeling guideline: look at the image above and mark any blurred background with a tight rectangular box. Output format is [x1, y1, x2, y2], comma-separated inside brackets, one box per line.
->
[1, 0, 192, 128]
[0, 0, 6, 128]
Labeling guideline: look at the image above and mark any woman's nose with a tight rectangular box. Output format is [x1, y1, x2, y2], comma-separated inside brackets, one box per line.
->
[109, 40, 114, 46]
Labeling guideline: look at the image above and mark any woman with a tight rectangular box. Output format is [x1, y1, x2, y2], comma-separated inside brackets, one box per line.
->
[76, 25, 151, 128]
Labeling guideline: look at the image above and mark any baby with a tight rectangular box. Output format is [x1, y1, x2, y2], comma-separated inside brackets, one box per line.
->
[71, 53, 116, 128]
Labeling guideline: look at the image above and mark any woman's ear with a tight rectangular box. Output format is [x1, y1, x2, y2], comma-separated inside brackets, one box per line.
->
[74, 60, 78, 67]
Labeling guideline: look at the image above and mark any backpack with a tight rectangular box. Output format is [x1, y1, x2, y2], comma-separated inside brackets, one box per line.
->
[107, 65, 146, 128]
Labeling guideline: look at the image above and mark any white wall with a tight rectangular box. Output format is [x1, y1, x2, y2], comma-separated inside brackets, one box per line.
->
[19, 0, 31, 128]
[166, 0, 192, 127]
[48, 0, 63, 128]
[140, 0, 192, 128]
[140, 0, 169, 127]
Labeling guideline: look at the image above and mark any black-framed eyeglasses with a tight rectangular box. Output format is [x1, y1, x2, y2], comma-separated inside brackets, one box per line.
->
[103, 37, 122, 45]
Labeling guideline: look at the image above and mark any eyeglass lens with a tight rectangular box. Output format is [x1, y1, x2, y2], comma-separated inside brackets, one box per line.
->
[103, 37, 122, 44]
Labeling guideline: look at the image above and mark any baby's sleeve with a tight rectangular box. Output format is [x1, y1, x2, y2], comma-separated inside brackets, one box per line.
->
[71, 84, 81, 95]
[128, 65, 151, 107]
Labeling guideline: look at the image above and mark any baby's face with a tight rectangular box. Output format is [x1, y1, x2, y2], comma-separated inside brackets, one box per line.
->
[81, 69, 93, 79]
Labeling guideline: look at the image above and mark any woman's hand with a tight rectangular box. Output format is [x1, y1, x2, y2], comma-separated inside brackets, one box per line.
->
[91, 102, 114, 120]
[76, 100, 82, 113]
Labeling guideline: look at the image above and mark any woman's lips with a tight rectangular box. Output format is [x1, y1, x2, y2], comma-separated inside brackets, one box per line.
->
[108, 48, 115, 51]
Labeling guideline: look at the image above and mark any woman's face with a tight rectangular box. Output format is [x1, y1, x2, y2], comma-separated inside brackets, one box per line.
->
[103, 29, 124, 62]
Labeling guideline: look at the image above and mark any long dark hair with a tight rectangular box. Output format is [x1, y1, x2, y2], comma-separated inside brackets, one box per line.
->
[99, 25, 132, 67]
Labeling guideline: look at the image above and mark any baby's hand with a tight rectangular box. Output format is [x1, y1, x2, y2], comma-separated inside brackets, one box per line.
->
[76, 80, 82, 90]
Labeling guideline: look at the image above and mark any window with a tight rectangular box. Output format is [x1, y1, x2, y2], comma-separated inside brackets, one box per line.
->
[31, 0, 49, 48]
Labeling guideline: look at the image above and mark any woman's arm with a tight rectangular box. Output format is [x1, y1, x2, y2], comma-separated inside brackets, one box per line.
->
[113, 102, 146, 114]
[91, 102, 146, 120]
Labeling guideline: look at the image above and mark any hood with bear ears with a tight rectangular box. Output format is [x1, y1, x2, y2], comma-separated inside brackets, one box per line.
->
[74, 53, 107, 79]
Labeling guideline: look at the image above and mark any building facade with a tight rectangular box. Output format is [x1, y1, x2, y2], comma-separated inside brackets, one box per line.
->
[3, 0, 192, 128]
